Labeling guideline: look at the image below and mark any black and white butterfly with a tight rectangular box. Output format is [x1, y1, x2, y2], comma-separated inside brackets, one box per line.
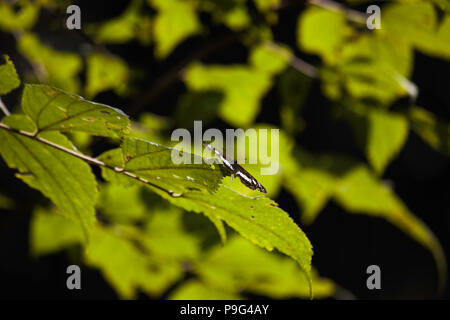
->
[203, 142, 267, 193]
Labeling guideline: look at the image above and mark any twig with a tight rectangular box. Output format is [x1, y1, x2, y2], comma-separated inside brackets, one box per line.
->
[0, 98, 11, 116]
[0, 122, 178, 197]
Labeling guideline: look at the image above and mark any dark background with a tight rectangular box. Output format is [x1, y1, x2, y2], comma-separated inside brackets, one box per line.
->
[0, 0, 449, 299]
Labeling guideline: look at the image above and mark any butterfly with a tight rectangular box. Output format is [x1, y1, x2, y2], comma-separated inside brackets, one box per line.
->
[203, 142, 267, 193]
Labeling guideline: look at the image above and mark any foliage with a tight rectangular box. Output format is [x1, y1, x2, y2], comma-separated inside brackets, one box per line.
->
[0, 0, 449, 299]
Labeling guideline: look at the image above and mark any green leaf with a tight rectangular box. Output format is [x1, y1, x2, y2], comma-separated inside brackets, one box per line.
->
[97, 183, 147, 224]
[0, 55, 20, 95]
[334, 166, 447, 290]
[183, 43, 289, 127]
[22, 84, 130, 138]
[0, 115, 98, 237]
[169, 280, 242, 300]
[196, 236, 334, 299]
[366, 108, 409, 175]
[284, 163, 337, 224]
[142, 206, 201, 261]
[91, 0, 148, 44]
[18, 33, 82, 93]
[153, 185, 314, 295]
[30, 208, 84, 256]
[84, 226, 183, 299]
[0, 2, 39, 31]
[339, 35, 414, 105]
[149, 0, 201, 58]
[297, 6, 352, 65]
[0, 193, 14, 210]
[409, 106, 450, 156]
[85, 52, 130, 98]
[184, 63, 272, 127]
[99, 137, 224, 195]
[382, 2, 450, 60]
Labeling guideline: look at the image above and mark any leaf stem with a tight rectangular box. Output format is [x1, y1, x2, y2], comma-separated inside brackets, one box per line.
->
[0, 122, 176, 197]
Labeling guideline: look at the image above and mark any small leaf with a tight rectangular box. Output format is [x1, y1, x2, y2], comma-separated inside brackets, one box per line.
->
[18, 33, 82, 92]
[99, 137, 224, 195]
[85, 53, 130, 98]
[0, 55, 20, 95]
[84, 226, 183, 299]
[22, 84, 130, 138]
[334, 166, 447, 290]
[297, 6, 352, 65]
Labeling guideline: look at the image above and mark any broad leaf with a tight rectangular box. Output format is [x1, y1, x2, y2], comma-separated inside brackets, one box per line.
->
[0, 2, 39, 31]
[0, 115, 98, 237]
[0, 55, 20, 95]
[99, 137, 224, 195]
[409, 106, 450, 156]
[334, 166, 447, 290]
[297, 6, 352, 65]
[85, 53, 129, 98]
[169, 280, 242, 300]
[152, 185, 314, 294]
[84, 226, 183, 299]
[366, 108, 409, 175]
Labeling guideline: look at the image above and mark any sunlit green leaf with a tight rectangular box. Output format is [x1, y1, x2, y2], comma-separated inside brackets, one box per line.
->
[0, 115, 97, 237]
[142, 206, 201, 261]
[91, 0, 148, 44]
[99, 137, 224, 195]
[169, 280, 242, 300]
[197, 236, 334, 299]
[0, 55, 20, 95]
[84, 226, 183, 299]
[22, 84, 130, 138]
[149, 0, 201, 58]
[382, 2, 450, 60]
[0, 193, 14, 210]
[409, 106, 450, 156]
[30, 208, 84, 256]
[97, 183, 147, 223]
[297, 6, 352, 65]
[85, 52, 129, 98]
[0, 2, 39, 31]
[334, 165, 447, 289]
[366, 108, 409, 175]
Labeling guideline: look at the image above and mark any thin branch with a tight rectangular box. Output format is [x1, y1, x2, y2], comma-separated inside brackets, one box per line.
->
[0, 98, 11, 116]
[0, 122, 178, 197]
[129, 32, 242, 116]
[264, 42, 318, 78]
[308, 0, 367, 24]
